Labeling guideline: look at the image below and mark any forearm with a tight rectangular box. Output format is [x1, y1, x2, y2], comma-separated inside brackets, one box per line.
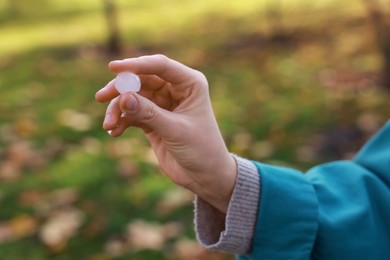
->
[194, 155, 260, 255]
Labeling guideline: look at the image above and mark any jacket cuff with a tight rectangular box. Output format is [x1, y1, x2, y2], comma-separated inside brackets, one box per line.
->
[194, 155, 260, 255]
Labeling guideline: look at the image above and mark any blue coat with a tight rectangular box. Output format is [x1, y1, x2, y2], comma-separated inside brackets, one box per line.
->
[239, 121, 390, 259]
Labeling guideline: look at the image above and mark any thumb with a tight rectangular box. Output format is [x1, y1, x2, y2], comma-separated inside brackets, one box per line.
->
[119, 93, 175, 135]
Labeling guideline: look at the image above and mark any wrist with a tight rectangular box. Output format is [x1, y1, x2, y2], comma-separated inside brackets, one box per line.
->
[190, 153, 237, 213]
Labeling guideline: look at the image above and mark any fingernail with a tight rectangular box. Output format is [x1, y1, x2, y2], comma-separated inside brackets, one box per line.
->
[96, 88, 104, 96]
[127, 95, 138, 111]
[110, 60, 124, 66]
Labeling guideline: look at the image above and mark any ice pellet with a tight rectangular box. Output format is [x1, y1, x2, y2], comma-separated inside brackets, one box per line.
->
[114, 72, 141, 94]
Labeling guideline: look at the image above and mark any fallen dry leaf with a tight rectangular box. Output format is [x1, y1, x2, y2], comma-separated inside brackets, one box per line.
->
[18, 190, 47, 207]
[230, 132, 253, 154]
[7, 140, 34, 166]
[156, 188, 194, 215]
[356, 113, 382, 134]
[249, 140, 275, 159]
[39, 207, 84, 250]
[104, 237, 127, 257]
[9, 214, 38, 239]
[57, 109, 92, 132]
[171, 239, 205, 259]
[171, 238, 233, 260]
[105, 138, 140, 158]
[126, 220, 165, 250]
[0, 223, 12, 244]
[81, 137, 103, 155]
[88, 253, 111, 260]
[0, 160, 21, 181]
[15, 117, 38, 137]
[126, 219, 183, 251]
[116, 158, 139, 179]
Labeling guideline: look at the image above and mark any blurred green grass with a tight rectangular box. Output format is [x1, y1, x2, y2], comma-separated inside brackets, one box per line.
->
[0, 0, 389, 259]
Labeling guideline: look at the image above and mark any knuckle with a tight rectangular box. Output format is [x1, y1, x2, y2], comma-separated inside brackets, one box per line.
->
[196, 71, 208, 85]
[192, 70, 209, 91]
[153, 54, 169, 64]
[142, 104, 158, 122]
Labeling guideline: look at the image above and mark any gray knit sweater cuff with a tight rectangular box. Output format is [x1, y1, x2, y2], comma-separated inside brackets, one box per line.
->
[194, 155, 260, 255]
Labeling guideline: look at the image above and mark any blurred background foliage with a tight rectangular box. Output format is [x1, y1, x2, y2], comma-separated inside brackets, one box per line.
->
[0, 0, 389, 259]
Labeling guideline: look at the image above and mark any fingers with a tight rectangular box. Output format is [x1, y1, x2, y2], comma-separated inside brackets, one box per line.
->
[97, 54, 203, 138]
[118, 93, 178, 138]
[103, 97, 121, 130]
[107, 117, 129, 137]
[102, 92, 177, 138]
[96, 54, 207, 105]
[96, 79, 118, 103]
[109, 54, 199, 85]
[138, 74, 169, 91]
[103, 97, 133, 137]
[96, 74, 168, 103]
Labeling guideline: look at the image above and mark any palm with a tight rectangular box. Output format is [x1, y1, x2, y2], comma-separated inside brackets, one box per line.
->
[146, 132, 192, 187]
[143, 85, 206, 178]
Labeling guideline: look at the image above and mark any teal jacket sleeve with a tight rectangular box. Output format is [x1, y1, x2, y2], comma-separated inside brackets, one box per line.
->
[239, 120, 390, 260]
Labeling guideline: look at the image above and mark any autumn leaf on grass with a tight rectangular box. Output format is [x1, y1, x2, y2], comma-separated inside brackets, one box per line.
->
[105, 220, 183, 257]
[156, 188, 194, 215]
[57, 109, 92, 132]
[39, 207, 84, 252]
[0, 215, 38, 244]
[116, 158, 139, 179]
[172, 239, 234, 260]
[126, 220, 183, 251]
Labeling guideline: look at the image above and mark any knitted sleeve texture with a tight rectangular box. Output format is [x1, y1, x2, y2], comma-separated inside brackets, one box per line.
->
[194, 155, 260, 255]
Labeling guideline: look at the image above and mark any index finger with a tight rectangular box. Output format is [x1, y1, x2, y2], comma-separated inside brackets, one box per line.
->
[95, 74, 169, 103]
[109, 54, 198, 85]
[95, 79, 118, 103]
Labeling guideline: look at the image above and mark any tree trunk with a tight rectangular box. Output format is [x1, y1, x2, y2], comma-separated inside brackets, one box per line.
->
[103, 0, 122, 56]
[8, 0, 20, 17]
[265, 0, 283, 36]
[363, 0, 390, 91]
[380, 28, 390, 90]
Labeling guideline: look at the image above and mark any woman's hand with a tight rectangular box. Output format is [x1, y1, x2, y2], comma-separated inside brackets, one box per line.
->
[95, 54, 237, 213]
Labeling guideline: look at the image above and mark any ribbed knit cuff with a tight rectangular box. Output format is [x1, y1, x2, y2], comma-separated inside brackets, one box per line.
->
[194, 155, 260, 255]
